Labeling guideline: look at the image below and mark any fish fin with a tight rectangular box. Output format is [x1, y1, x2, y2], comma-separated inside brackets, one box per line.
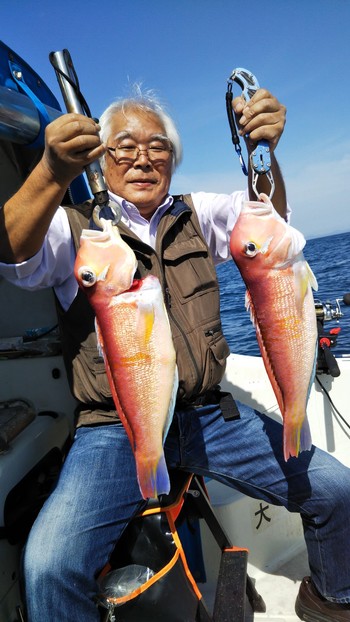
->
[283, 415, 312, 461]
[95, 319, 105, 358]
[306, 261, 318, 292]
[97, 264, 110, 282]
[306, 336, 318, 404]
[155, 453, 171, 496]
[245, 290, 256, 326]
[162, 365, 179, 443]
[293, 257, 319, 313]
[135, 451, 170, 500]
[287, 337, 317, 461]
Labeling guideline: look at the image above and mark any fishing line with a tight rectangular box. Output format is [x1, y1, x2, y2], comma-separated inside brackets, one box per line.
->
[316, 376, 350, 432]
[49, 53, 92, 118]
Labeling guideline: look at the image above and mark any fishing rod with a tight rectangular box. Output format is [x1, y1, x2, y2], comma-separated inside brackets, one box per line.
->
[226, 67, 275, 199]
[49, 49, 121, 222]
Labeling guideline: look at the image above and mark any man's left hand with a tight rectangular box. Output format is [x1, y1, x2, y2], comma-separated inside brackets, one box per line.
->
[233, 89, 286, 153]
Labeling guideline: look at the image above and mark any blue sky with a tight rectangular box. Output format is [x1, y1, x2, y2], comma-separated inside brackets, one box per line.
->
[1, 0, 350, 238]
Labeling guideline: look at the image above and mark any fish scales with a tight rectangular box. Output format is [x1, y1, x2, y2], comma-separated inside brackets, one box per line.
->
[102, 294, 175, 428]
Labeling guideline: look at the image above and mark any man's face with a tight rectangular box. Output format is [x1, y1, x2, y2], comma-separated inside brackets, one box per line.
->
[103, 109, 173, 220]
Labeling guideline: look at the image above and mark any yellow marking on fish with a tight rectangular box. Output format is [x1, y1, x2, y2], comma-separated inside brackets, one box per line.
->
[117, 353, 153, 369]
[136, 304, 155, 345]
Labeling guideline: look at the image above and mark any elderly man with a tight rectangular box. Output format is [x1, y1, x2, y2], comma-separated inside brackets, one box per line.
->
[1, 87, 350, 622]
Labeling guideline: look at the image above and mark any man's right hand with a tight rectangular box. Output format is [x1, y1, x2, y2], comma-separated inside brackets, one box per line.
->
[0, 112, 108, 264]
[41, 113, 107, 187]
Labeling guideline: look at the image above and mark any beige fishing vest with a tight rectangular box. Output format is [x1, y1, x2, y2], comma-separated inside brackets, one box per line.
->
[55, 195, 230, 426]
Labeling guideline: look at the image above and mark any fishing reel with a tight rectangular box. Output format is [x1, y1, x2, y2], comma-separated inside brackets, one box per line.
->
[315, 293, 350, 377]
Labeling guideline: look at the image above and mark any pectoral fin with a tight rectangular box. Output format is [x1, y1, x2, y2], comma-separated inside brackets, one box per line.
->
[293, 257, 318, 313]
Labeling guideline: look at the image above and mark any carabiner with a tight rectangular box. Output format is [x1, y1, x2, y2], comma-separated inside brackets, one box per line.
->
[93, 201, 122, 229]
[227, 68, 275, 199]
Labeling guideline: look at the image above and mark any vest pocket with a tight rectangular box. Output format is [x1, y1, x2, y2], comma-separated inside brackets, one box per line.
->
[203, 328, 230, 388]
[72, 345, 112, 403]
[163, 238, 217, 299]
[91, 353, 112, 399]
[176, 323, 230, 400]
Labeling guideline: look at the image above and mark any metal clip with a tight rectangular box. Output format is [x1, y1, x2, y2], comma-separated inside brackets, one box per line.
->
[228, 68, 275, 199]
[93, 202, 122, 229]
[229, 67, 261, 101]
[252, 169, 275, 200]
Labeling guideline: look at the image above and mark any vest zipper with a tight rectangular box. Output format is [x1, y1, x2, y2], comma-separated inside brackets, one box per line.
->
[158, 207, 204, 398]
[122, 201, 205, 399]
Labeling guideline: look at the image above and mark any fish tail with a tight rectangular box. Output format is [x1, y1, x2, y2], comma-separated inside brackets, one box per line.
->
[136, 452, 170, 500]
[283, 416, 312, 461]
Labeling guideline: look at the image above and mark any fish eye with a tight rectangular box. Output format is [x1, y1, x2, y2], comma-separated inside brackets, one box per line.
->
[245, 242, 258, 257]
[78, 266, 97, 287]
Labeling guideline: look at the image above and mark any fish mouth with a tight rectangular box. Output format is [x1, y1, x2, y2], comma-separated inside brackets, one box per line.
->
[80, 228, 110, 242]
[245, 204, 271, 216]
[243, 194, 273, 217]
[81, 229, 111, 242]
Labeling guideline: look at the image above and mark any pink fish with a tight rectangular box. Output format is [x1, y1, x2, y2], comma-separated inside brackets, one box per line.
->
[74, 218, 178, 498]
[229, 194, 318, 460]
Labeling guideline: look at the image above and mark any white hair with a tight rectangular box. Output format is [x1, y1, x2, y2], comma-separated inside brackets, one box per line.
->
[99, 85, 182, 173]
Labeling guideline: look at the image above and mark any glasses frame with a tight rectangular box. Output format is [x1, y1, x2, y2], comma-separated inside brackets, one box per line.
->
[107, 142, 173, 165]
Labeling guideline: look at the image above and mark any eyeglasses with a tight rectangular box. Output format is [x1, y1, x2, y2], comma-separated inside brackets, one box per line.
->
[107, 142, 173, 164]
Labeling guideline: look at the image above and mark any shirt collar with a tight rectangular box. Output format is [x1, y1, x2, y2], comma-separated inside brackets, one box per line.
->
[108, 190, 174, 220]
[107, 191, 173, 225]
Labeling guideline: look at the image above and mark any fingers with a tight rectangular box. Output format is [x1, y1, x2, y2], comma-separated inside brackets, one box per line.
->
[43, 113, 106, 184]
[46, 113, 104, 157]
[232, 89, 286, 152]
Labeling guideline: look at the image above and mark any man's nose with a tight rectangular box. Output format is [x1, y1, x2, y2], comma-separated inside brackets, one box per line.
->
[134, 149, 152, 166]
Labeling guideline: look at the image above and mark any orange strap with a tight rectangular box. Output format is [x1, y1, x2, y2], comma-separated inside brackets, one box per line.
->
[140, 475, 193, 522]
[166, 511, 203, 601]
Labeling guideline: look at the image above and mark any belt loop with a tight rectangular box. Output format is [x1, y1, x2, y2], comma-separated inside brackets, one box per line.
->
[219, 392, 241, 421]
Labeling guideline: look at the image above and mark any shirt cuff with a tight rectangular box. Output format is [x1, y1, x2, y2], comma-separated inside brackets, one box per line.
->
[0, 247, 44, 281]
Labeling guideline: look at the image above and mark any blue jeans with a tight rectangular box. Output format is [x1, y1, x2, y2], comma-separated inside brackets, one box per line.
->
[24, 401, 350, 621]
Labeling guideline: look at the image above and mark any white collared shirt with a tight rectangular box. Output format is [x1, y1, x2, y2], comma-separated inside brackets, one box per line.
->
[0, 189, 288, 310]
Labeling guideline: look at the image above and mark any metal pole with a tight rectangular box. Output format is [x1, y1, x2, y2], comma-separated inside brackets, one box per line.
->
[49, 50, 109, 206]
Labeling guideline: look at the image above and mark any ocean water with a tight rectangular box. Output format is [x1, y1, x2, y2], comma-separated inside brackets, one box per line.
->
[217, 231, 350, 357]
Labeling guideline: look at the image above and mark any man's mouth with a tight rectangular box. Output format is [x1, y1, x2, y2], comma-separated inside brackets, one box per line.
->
[129, 178, 157, 185]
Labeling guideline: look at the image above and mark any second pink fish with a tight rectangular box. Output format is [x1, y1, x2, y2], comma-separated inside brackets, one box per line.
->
[230, 194, 318, 460]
